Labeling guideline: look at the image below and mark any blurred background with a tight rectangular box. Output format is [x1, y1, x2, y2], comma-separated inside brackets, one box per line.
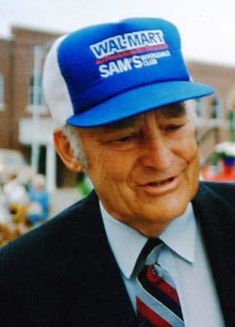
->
[0, 0, 235, 245]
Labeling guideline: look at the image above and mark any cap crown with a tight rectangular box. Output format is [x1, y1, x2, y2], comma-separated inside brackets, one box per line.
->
[43, 17, 214, 127]
[58, 18, 188, 114]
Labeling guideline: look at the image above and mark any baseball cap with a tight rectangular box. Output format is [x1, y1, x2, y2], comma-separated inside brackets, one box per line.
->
[42, 17, 214, 127]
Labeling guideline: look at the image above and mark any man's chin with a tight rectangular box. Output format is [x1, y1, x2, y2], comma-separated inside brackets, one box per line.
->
[139, 198, 190, 223]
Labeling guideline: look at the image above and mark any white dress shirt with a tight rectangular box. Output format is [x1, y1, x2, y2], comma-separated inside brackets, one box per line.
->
[100, 202, 225, 327]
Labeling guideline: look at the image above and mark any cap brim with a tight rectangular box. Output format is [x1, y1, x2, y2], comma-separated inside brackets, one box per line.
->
[67, 80, 214, 127]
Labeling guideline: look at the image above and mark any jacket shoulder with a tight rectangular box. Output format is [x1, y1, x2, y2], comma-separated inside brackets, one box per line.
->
[0, 191, 99, 272]
[200, 181, 235, 209]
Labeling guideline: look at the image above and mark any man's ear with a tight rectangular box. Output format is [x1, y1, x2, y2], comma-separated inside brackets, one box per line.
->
[53, 128, 83, 173]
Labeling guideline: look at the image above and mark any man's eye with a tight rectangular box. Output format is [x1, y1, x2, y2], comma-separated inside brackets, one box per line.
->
[162, 124, 184, 132]
[116, 135, 137, 143]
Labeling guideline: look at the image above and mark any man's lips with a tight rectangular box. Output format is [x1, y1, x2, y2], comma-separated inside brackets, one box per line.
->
[138, 174, 177, 186]
[137, 175, 180, 195]
[144, 176, 176, 186]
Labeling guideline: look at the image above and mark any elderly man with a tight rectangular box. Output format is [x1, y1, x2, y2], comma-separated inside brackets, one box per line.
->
[0, 17, 234, 327]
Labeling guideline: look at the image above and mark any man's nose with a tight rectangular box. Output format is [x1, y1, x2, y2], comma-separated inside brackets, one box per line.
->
[139, 136, 174, 170]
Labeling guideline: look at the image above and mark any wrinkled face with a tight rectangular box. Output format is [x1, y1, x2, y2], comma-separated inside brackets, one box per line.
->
[78, 103, 200, 236]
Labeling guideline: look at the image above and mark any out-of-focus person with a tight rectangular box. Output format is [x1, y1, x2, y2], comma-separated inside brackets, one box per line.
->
[3, 174, 29, 225]
[27, 174, 50, 226]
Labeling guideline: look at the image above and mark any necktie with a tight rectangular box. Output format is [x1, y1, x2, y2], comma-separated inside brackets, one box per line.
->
[136, 239, 185, 327]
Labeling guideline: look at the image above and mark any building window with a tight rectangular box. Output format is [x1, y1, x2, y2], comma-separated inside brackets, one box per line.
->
[27, 74, 48, 115]
[0, 74, 4, 111]
[210, 96, 221, 119]
[28, 74, 44, 105]
[195, 98, 203, 117]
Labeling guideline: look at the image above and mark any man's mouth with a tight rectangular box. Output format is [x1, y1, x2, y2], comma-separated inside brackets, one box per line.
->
[138, 175, 179, 195]
[147, 176, 175, 186]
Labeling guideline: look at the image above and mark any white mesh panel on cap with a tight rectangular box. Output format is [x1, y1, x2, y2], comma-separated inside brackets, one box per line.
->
[42, 36, 73, 127]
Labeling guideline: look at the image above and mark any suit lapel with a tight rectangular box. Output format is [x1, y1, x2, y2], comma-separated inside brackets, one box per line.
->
[192, 182, 235, 326]
[59, 192, 136, 326]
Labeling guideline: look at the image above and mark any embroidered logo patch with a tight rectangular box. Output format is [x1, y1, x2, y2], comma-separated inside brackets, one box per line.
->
[90, 29, 171, 78]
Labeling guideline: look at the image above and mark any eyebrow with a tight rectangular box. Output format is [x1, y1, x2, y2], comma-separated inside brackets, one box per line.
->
[160, 103, 186, 118]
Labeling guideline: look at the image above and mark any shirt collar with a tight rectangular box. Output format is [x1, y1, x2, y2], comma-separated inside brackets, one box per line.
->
[160, 203, 196, 263]
[100, 201, 196, 279]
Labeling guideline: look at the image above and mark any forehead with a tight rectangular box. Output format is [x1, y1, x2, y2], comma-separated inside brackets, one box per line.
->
[101, 102, 186, 130]
[77, 103, 187, 139]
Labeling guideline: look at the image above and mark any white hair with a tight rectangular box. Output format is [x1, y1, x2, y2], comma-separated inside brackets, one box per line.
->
[61, 125, 89, 170]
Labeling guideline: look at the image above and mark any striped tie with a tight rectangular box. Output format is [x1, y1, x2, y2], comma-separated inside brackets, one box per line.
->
[136, 239, 184, 327]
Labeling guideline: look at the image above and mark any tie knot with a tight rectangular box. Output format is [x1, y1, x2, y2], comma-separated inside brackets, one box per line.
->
[141, 238, 162, 261]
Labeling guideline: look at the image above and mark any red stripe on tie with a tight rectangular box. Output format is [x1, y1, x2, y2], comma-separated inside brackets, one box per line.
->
[136, 297, 172, 327]
[145, 266, 180, 304]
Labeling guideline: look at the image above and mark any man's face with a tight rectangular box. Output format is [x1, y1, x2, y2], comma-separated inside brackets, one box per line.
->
[78, 103, 200, 236]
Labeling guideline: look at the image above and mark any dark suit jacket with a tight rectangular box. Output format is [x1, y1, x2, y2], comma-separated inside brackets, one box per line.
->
[0, 181, 234, 327]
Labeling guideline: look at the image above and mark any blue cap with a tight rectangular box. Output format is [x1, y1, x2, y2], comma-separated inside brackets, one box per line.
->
[43, 17, 214, 127]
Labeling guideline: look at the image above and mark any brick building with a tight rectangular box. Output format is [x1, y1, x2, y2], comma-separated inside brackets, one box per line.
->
[189, 62, 235, 163]
[0, 27, 58, 149]
[0, 27, 66, 190]
[0, 26, 235, 188]
[0, 38, 13, 148]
